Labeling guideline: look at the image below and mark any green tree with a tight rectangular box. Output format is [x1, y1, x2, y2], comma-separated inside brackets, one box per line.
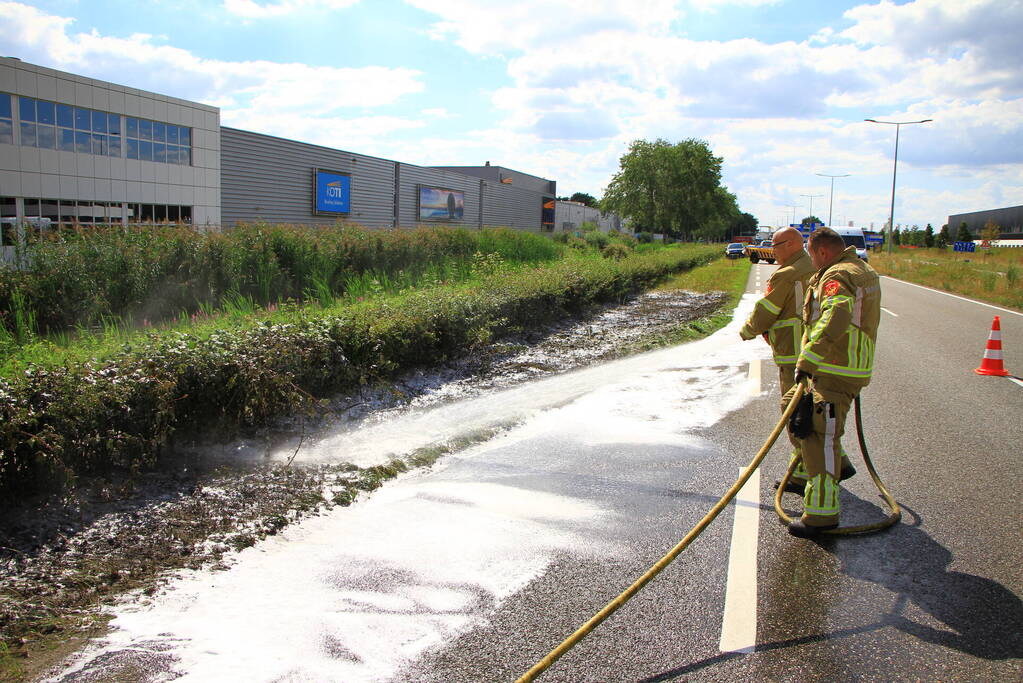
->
[569, 192, 597, 207]
[924, 223, 935, 248]
[728, 211, 759, 240]
[602, 138, 734, 240]
[936, 224, 951, 248]
[906, 225, 923, 246]
[980, 220, 1001, 243]
[801, 215, 822, 227]
[956, 221, 974, 242]
[893, 227, 902, 246]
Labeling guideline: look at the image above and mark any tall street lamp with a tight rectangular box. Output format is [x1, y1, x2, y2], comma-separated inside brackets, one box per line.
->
[816, 172, 850, 227]
[800, 194, 823, 224]
[865, 117, 933, 253]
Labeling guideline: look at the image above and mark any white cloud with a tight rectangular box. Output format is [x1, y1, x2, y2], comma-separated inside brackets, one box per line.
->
[222, 0, 361, 19]
[223, 111, 425, 151]
[690, 0, 782, 9]
[0, 2, 424, 124]
[2, 0, 1019, 232]
[406, 0, 680, 54]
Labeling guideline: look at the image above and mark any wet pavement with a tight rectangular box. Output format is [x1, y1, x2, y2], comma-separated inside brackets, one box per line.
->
[38, 292, 760, 681]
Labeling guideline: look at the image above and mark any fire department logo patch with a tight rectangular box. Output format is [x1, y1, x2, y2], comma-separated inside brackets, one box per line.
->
[766, 282, 773, 295]
[824, 280, 841, 296]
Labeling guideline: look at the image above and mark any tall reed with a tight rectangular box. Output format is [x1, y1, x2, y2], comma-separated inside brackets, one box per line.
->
[0, 223, 564, 342]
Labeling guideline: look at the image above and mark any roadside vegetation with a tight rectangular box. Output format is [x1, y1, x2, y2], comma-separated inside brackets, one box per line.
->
[870, 246, 1023, 311]
[614, 250, 752, 353]
[0, 223, 720, 500]
[0, 228, 746, 678]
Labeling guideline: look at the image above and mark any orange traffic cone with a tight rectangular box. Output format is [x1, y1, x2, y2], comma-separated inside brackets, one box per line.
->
[975, 316, 1011, 376]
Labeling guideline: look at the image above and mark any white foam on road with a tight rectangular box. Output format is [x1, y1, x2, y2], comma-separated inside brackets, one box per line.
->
[297, 293, 770, 466]
[56, 481, 619, 682]
[55, 293, 772, 682]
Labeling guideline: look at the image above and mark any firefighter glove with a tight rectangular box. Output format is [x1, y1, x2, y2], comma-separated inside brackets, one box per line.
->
[788, 392, 815, 440]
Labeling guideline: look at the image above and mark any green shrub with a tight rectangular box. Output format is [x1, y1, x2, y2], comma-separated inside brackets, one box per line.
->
[584, 231, 611, 249]
[636, 232, 654, 243]
[0, 245, 719, 498]
[602, 243, 631, 260]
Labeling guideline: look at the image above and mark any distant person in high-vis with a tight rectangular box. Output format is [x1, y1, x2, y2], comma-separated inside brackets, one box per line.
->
[739, 227, 815, 488]
[784, 227, 881, 538]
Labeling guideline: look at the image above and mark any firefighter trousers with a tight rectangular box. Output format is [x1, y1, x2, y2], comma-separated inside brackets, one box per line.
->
[782, 379, 858, 527]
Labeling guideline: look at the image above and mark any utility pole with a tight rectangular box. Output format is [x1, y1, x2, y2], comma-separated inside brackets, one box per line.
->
[815, 173, 850, 227]
[865, 118, 933, 253]
[799, 194, 823, 225]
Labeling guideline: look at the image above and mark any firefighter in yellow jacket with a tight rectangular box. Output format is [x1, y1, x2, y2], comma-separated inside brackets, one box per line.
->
[784, 227, 881, 538]
[739, 227, 816, 488]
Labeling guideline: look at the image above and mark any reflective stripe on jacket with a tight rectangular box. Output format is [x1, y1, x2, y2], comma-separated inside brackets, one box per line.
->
[740, 250, 815, 366]
[797, 246, 881, 390]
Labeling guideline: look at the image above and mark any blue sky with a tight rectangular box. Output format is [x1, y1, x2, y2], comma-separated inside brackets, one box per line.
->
[3, 0, 1021, 230]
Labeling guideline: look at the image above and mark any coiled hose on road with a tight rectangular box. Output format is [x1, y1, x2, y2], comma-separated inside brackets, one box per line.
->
[515, 380, 900, 682]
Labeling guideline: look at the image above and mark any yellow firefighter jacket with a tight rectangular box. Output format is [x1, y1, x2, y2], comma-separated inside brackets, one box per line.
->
[740, 249, 815, 366]
[797, 246, 881, 391]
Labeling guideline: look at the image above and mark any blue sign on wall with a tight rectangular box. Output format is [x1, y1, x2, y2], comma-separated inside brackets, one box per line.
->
[314, 169, 351, 215]
[953, 241, 976, 252]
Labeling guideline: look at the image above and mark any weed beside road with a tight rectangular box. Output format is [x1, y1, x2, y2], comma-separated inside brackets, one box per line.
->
[0, 242, 720, 500]
[870, 247, 1023, 311]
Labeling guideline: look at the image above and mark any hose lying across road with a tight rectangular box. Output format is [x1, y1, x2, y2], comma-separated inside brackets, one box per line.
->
[515, 380, 900, 682]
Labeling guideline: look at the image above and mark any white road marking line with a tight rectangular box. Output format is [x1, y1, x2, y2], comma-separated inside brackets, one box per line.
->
[747, 355, 761, 396]
[720, 465, 760, 654]
[1009, 377, 1023, 389]
[881, 276, 1023, 317]
[881, 307, 899, 317]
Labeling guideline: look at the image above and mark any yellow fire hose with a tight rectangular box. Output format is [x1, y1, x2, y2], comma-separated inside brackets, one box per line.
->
[773, 392, 901, 534]
[515, 380, 900, 682]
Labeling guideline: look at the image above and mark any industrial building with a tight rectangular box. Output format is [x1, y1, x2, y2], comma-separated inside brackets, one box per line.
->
[947, 205, 1023, 239]
[3, 57, 615, 260]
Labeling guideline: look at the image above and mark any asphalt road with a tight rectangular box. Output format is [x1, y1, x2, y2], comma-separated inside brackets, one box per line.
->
[402, 263, 1023, 683]
[53, 263, 1023, 682]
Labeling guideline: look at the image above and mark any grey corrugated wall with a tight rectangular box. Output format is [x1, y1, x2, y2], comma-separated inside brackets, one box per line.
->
[555, 201, 622, 232]
[483, 183, 545, 231]
[221, 127, 396, 228]
[947, 205, 1023, 236]
[396, 164, 482, 229]
[221, 126, 558, 233]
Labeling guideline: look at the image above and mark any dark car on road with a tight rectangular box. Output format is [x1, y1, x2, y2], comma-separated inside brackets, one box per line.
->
[725, 243, 746, 259]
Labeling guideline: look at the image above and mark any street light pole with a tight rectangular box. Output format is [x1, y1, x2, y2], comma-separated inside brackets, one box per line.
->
[865, 118, 933, 254]
[800, 194, 823, 225]
[816, 172, 850, 227]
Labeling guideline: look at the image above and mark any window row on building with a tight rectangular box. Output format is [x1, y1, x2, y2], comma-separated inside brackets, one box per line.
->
[1, 93, 192, 166]
[1, 196, 193, 245]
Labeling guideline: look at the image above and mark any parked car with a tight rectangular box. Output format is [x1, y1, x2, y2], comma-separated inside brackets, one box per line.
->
[725, 242, 746, 258]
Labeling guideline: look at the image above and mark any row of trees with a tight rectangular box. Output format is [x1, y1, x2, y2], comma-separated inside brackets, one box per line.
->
[889, 221, 999, 248]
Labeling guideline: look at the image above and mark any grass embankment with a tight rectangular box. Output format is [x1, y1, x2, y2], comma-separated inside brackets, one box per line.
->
[0, 231, 721, 500]
[616, 252, 752, 352]
[870, 247, 1023, 311]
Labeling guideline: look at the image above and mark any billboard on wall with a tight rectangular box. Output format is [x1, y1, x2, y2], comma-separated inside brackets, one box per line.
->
[418, 185, 464, 222]
[313, 169, 351, 215]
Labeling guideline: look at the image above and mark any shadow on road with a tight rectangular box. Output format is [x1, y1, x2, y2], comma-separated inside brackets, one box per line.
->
[637, 497, 1023, 683]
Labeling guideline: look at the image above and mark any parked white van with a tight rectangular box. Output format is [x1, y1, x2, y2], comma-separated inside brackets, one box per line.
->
[831, 226, 869, 261]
